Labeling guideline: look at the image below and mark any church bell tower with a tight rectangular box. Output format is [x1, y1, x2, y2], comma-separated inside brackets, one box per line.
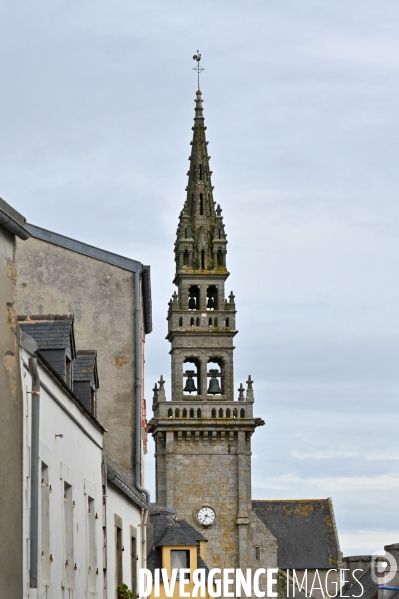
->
[149, 88, 265, 570]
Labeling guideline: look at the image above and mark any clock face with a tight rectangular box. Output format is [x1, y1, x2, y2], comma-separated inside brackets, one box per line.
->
[197, 506, 216, 527]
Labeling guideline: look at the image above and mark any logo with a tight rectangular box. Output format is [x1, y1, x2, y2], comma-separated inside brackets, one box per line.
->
[371, 550, 397, 585]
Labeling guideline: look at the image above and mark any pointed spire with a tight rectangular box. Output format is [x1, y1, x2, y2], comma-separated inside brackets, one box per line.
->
[174, 89, 228, 275]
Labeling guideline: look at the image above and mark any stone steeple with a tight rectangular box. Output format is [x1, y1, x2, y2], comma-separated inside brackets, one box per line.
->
[175, 90, 227, 275]
[149, 88, 264, 574]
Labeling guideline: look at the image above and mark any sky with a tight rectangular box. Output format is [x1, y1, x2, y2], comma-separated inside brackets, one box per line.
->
[1, 0, 399, 556]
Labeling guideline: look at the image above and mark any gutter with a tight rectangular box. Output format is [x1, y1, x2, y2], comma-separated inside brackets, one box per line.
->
[0, 206, 30, 240]
[107, 463, 150, 511]
[134, 267, 150, 503]
[29, 357, 40, 588]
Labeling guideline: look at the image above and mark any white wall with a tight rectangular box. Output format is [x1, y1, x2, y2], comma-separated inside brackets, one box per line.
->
[21, 345, 104, 599]
[106, 483, 146, 598]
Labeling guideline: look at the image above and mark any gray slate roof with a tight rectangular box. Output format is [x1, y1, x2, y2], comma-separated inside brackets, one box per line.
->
[73, 350, 99, 388]
[19, 317, 76, 356]
[147, 510, 208, 578]
[106, 457, 150, 511]
[253, 499, 340, 569]
[156, 521, 205, 547]
[343, 569, 377, 599]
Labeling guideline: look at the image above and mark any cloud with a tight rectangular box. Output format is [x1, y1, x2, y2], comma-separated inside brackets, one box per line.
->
[253, 473, 399, 493]
[292, 450, 399, 461]
[340, 531, 399, 555]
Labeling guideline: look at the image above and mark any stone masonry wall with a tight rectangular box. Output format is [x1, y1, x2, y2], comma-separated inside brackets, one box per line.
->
[15, 236, 137, 473]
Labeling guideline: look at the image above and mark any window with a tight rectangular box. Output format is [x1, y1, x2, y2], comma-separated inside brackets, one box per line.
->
[200, 193, 204, 214]
[88, 497, 96, 591]
[171, 550, 190, 580]
[41, 463, 50, 584]
[196, 317, 200, 326]
[131, 534, 137, 593]
[179, 317, 183, 327]
[64, 482, 74, 588]
[116, 523, 123, 587]
[254, 546, 261, 561]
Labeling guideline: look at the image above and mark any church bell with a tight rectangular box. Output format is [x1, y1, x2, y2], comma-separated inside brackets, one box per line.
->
[188, 297, 196, 310]
[207, 369, 221, 395]
[206, 297, 215, 309]
[183, 370, 197, 393]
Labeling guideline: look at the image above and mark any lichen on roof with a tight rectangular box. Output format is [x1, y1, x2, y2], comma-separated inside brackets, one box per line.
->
[253, 499, 340, 569]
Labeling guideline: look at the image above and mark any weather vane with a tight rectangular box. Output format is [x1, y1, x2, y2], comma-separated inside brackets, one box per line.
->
[193, 51, 204, 90]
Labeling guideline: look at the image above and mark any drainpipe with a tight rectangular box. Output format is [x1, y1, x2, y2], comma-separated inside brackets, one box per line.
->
[134, 267, 150, 504]
[29, 357, 40, 588]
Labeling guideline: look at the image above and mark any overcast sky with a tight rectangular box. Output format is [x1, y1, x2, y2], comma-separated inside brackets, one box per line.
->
[2, 0, 399, 556]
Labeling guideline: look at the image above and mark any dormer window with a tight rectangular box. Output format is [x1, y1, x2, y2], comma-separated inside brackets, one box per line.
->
[171, 550, 190, 580]
[72, 350, 99, 415]
[18, 317, 76, 386]
[90, 388, 96, 416]
[66, 357, 72, 388]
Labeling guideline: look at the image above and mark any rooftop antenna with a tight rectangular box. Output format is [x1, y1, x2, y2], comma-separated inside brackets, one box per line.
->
[193, 51, 204, 90]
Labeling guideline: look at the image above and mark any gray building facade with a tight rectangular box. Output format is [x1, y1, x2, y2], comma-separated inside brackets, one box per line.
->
[0, 198, 30, 595]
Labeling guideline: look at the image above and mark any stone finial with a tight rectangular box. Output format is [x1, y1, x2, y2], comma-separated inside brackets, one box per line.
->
[229, 291, 235, 306]
[152, 383, 159, 405]
[246, 375, 254, 402]
[238, 383, 245, 401]
[157, 376, 166, 402]
[216, 204, 222, 217]
[172, 291, 178, 303]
